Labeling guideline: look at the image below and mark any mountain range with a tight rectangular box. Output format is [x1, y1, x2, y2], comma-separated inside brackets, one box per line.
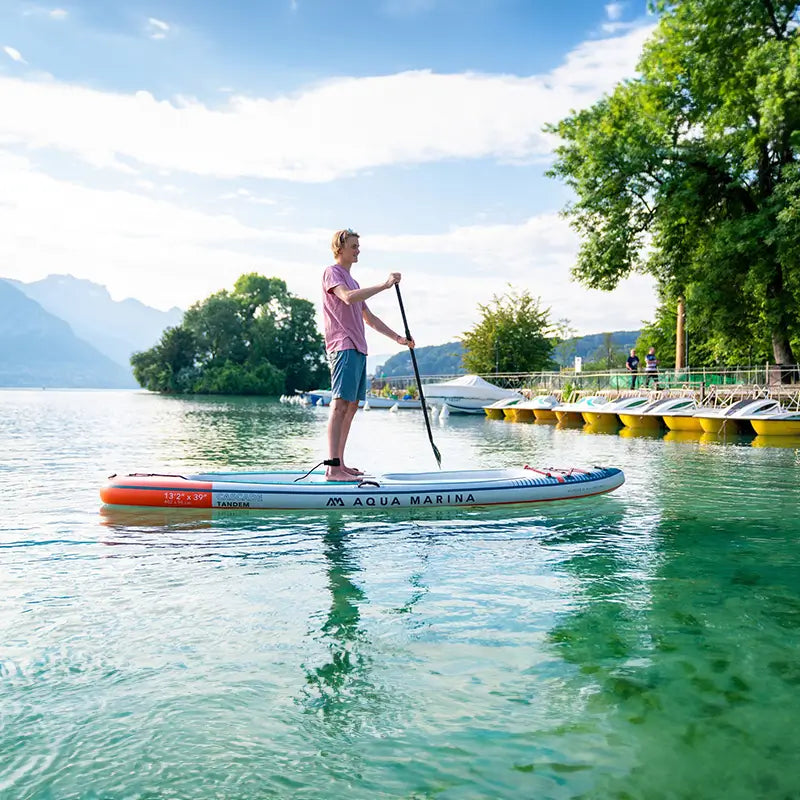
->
[1, 274, 641, 388]
[1, 275, 183, 388]
[374, 330, 641, 377]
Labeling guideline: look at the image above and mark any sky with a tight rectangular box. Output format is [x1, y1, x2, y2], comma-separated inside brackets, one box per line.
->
[0, 0, 660, 357]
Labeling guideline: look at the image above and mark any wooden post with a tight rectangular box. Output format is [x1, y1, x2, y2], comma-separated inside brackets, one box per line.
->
[675, 296, 686, 370]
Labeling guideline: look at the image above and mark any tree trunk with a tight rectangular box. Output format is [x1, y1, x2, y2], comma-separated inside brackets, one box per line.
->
[675, 296, 686, 369]
[771, 330, 795, 367]
[764, 259, 796, 368]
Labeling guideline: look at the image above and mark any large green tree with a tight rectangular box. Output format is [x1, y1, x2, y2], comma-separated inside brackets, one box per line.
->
[131, 274, 328, 395]
[547, 0, 800, 366]
[460, 286, 557, 373]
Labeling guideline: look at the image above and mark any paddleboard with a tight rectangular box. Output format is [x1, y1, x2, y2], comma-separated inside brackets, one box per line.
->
[100, 465, 625, 511]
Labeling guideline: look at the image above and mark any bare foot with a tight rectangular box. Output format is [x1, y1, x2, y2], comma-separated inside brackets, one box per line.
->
[343, 465, 364, 476]
[325, 468, 355, 482]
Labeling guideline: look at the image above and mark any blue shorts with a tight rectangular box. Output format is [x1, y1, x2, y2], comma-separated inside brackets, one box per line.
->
[329, 349, 367, 403]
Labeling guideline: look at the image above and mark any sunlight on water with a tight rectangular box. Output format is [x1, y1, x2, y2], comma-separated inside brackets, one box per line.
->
[1, 390, 799, 798]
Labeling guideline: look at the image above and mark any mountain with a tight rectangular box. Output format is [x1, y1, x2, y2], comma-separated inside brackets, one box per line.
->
[377, 331, 642, 377]
[378, 342, 466, 378]
[9, 275, 183, 371]
[0, 280, 137, 388]
[554, 330, 641, 366]
[367, 352, 393, 376]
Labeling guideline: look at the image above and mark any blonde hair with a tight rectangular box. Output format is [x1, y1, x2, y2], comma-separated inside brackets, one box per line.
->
[331, 228, 359, 257]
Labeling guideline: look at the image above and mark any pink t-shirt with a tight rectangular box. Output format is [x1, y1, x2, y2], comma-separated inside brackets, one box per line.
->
[322, 264, 369, 354]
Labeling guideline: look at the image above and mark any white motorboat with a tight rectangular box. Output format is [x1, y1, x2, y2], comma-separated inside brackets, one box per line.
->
[295, 390, 420, 410]
[618, 396, 698, 430]
[750, 410, 800, 436]
[483, 397, 524, 420]
[505, 395, 560, 422]
[362, 394, 421, 410]
[422, 375, 523, 414]
[582, 395, 651, 426]
[694, 397, 783, 434]
[553, 395, 608, 425]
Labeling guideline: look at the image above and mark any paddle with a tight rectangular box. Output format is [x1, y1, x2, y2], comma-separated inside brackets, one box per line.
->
[395, 283, 442, 468]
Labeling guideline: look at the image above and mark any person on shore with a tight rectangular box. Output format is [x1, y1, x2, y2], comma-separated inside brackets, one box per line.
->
[625, 348, 640, 389]
[322, 229, 414, 481]
[644, 346, 659, 388]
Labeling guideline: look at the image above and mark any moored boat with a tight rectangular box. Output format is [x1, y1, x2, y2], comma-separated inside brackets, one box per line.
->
[532, 395, 560, 422]
[422, 375, 523, 414]
[483, 397, 522, 419]
[663, 406, 705, 432]
[582, 395, 650, 426]
[293, 390, 420, 409]
[554, 395, 607, 425]
[362, 394, 421, 409]
[505, 395, 559, 423]
[750, 411, 800, 437]
[619, 396, 698, 431]
[694, 398, 783, 435]
[100, 465, 625, 511]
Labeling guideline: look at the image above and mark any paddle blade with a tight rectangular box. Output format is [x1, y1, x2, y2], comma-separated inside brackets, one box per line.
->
[432, 442, 442, 468]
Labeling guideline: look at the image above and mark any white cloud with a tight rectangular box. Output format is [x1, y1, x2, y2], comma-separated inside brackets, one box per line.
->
[0, 24, 659, 348]
[0, 152, 656, 345]
[0, 24, 655, 182]
[21, 6, 68, 18]
[605, 2, 624, 20]
[2, 46, 27, 64]
[219, 188, 278, 205]
[146, 17, 170, 39]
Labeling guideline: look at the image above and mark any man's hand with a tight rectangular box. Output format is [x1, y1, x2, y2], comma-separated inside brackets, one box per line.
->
[383, 272, 401, 289]
[398, 336, 415, 348]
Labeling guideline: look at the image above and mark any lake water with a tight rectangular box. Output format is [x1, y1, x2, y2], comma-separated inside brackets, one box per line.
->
[2, 389, 799, 799]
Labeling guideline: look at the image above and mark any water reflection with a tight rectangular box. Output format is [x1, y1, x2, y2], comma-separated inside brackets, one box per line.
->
[583, 421, 621, 436]
[153, 395, 321, 469]
[617, 426, 664, 440]
[752, 435, 800, 450]
[301, 518, 370, 723]
[663, 430, 704, 444]
[698, 431, 752, 448]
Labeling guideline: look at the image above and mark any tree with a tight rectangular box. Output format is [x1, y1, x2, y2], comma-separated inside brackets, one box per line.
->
[547, 0, 800, 366]
[131, 326, 196, 392]
[131, 274, 328, 395]
[460, 286, 557, 373]
[585, 332, 628, 370]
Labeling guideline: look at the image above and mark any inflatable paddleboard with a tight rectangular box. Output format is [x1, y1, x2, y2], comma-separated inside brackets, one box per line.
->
[100, 465, 624, 510]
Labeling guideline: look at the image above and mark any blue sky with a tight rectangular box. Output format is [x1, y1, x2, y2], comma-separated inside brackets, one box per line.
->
[1, 0, 658, 356]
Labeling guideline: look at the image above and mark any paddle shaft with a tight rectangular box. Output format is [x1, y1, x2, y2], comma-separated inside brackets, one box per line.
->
[394, 284, 442, 468]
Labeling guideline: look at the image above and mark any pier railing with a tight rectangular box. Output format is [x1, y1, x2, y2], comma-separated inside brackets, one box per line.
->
[372, 364, 800, 409]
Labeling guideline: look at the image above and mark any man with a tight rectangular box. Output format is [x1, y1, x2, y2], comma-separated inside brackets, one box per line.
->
[625, 348, 640, 389]
[644, 346, 659, 388]
[321, 229, 414, 481]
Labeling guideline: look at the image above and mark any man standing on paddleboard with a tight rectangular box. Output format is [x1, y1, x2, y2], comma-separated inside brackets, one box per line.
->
[321, 229, 414, 481]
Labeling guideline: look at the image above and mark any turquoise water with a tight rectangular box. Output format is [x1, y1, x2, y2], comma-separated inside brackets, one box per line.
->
[1, 390, 799, 799]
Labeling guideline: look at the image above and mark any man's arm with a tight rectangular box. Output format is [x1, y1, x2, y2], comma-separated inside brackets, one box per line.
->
[331, 272, 401, 306]
[363, 305, 414, 347]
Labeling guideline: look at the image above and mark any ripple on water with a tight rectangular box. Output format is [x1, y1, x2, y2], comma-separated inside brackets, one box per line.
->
[1, 391, 800, 798]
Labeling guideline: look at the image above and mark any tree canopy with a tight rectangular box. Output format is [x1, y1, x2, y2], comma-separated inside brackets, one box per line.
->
[131, 274, 328, 395]
[547, 0, 800, 365]
[460, 286, 557, 373]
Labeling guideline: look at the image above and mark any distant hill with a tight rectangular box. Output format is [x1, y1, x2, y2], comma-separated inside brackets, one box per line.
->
[376, 331, 642, 377]
[0, 280, 137, 388]
[553, 330, 641, 366]
[378, 342, 466, 378]
[9, 275, 183, 372]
